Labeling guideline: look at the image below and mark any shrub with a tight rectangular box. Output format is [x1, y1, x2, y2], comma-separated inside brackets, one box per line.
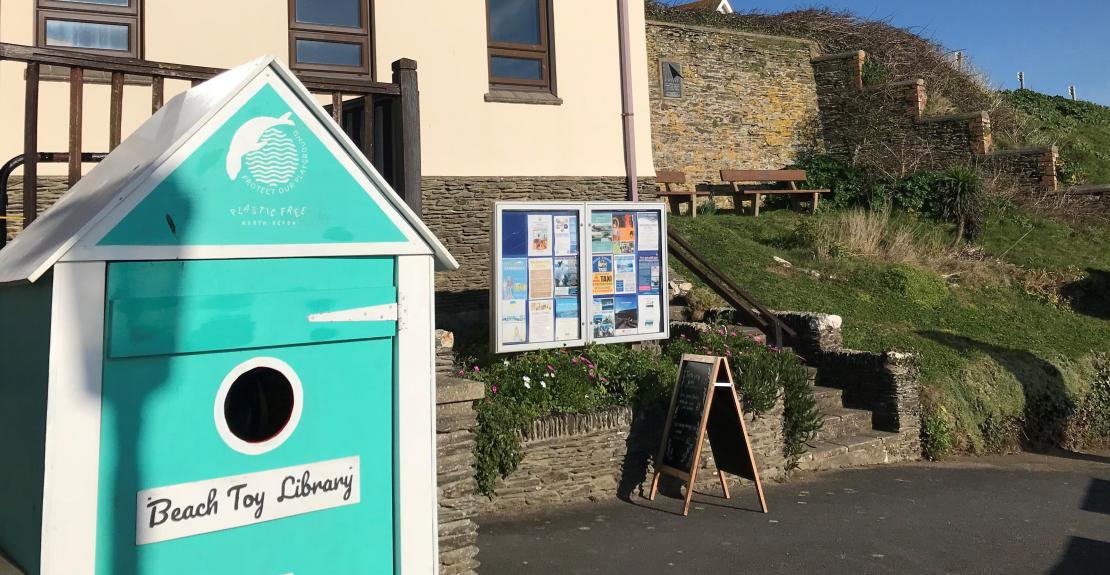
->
[879, 264, 949, 307]
[781, 358, 822, 469]
[1068, 354, 1110, 448]
[921, 404, 954, 460]
[467, 345, 674, 496]
[934, 166, 986, 244]
[685, 285, 726, 315]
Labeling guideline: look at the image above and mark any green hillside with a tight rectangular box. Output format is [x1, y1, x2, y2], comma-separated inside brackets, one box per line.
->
[1003, 89, 1110, 185]
[671, 207, 1110, 458]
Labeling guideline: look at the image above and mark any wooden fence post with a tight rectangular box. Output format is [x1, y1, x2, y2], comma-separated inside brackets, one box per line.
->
[392, 58, 422, 217]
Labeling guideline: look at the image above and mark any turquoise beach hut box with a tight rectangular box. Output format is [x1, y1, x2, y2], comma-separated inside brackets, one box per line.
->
[0, 57, 457, 575]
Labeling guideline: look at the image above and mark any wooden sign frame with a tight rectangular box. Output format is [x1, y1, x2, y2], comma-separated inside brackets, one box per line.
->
[649, 354, 768, 516]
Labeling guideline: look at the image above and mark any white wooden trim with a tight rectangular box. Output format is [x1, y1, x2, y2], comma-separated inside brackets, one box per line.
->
[68, 69, 454, 270]
[213, 357, 304, 456]
[394, 255, 438, 574]
[40, 262, 106, 575]
[584, 202, 671, 345]
[308, 303, 397, 323]
[62, 242, 431, 262]
[490, 202, 589, 354]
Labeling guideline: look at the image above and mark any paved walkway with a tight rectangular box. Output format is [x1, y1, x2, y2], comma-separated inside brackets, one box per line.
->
[479, 451, 1110, 574]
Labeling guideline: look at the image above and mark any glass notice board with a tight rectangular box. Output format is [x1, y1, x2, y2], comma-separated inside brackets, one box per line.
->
[491, 201, 668, 353]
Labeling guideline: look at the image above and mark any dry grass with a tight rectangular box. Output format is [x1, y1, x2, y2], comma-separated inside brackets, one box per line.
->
[798, 208, 1006, 287]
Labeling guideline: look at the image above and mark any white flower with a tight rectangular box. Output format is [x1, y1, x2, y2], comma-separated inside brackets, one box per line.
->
[541, 381, 547, 389]
[545, 372, 552, 378]
[503, 359, 510, 366]
[522, 375, 531, 383]
[524, 381, 531, 389]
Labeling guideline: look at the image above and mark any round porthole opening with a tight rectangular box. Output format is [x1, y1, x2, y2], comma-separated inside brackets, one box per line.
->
[224, 367, 295, 443]
[215, 357, 303, 455]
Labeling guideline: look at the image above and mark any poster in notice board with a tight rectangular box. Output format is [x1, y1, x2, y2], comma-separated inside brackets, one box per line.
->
[491, 202, 669, 354]
[492, 204, 587, 353]
[586, 204, 668, 344]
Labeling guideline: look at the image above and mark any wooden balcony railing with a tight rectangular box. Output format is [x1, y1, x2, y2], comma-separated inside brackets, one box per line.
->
[0, 42, 422, 242]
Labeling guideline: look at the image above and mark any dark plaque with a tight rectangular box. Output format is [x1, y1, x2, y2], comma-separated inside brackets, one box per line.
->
[660, 358, 713, 473]
[660, 60, 683, 99]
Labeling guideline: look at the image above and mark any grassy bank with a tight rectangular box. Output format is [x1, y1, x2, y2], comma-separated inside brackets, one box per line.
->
[670, 208, 1110, 455]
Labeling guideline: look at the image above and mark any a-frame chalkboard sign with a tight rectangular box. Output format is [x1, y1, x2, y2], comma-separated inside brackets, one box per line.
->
[649, 354, 768, 516]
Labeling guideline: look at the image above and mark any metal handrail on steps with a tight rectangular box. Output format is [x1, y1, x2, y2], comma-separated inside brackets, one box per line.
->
[0, 151, 107, 249]
[667, 228, 795, 348]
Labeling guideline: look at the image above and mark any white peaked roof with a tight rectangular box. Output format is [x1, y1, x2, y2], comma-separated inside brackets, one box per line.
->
[0, 56, 458, 285]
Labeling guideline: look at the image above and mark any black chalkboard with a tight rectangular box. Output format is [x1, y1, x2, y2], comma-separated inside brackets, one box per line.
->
[650, 354, 768, 516]
[659, 357, 714, 475]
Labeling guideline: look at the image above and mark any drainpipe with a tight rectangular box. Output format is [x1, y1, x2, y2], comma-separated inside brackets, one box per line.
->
[617, 0, 639, 201]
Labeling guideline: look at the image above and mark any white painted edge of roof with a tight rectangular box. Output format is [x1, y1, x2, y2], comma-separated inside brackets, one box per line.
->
[0, 55, 457, 286]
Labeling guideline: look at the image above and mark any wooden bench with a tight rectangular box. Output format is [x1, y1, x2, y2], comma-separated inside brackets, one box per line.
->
[656, 170, 712, 218]
[720, 169, 830, 217]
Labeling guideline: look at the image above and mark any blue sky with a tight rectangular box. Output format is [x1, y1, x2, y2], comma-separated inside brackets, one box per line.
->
[662, 1, 1110, 106]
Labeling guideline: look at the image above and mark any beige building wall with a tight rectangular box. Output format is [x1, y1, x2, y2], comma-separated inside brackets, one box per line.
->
[0, 0, 655, 179]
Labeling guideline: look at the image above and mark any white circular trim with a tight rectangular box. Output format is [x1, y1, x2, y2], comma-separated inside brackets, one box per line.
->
[214, 357, 304, 455]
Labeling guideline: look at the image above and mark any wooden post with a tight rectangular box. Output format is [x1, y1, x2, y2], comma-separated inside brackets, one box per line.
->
[23, 62, 40, 227]
[68, 67, 84, 187]
[109, 71, 124, 151]
[331, 92, 343, 124]
[361, 94, 375, 166]
[1018, 72, 1025, 90]
[152, 76, 165, 113]
[392, 58, 422, 217]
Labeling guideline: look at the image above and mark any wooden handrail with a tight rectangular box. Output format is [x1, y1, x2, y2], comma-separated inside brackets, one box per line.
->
[1, 42, 423, 233]
[0, 43, 401, 95]
[668, 228, 795, 347]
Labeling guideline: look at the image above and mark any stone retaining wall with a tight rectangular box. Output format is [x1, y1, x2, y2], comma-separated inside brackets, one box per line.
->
[421, 176, 654, 334]
[3, 177, 68, 243]
[777, 311, 922, 460]
[479, 399, 785, 516]
[646, 21, 822, 185]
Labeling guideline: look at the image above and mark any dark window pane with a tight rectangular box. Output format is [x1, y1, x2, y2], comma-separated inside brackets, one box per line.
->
[491, 56, 541, 80]
[488, 0, 540, 45]
[59, 0, 130, 5]
[296, 0, 361, 28]
[45, 19, 128, 51]
[296, 39, 362, 67]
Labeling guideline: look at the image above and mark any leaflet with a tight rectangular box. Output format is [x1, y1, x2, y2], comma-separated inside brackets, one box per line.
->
[614, 255, 637, 294]
[637, 295, 661, 334]
[591, 256, 614, 295]
[502, 299, 527, 344]
[528, 214, 553, 257]
[528, 258, 554, 299]
[636, 212, 660, 251]
[553, 257, 579, 297]
[528, 299, 555, 343]
[554, 215, 578, 256]
[555, 298, 579, 341]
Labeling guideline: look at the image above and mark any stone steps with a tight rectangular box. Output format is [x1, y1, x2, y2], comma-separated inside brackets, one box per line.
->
[811, 385, 844, 412]
[795, 430, 901, 472]
[814, 406, 873, 442]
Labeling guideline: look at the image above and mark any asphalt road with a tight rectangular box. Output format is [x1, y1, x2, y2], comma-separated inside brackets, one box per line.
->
[479, 451, 1110, 574]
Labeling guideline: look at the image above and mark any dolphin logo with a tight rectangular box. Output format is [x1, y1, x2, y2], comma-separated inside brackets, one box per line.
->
[226, 112, 295, 181]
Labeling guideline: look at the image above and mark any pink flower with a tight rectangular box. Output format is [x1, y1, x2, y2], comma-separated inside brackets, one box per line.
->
[572, 357, 579, 364]
[730, 331, 737, 337]
[491, 385, 498, 395]
[546, 364, 555, 372]
[473, 365, 480, 372]
[457, 368, 464, 376]
[600, 376, 609, 383]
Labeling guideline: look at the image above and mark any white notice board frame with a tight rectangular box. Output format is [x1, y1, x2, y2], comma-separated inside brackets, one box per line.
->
[490, 202, 589, 353]
[584, 202, 670, 345]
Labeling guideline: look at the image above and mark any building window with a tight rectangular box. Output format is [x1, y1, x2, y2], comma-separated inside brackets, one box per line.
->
[288, 0, 373, 77]
[486, 0, 555, 92]
[36, 0, 142, 58]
